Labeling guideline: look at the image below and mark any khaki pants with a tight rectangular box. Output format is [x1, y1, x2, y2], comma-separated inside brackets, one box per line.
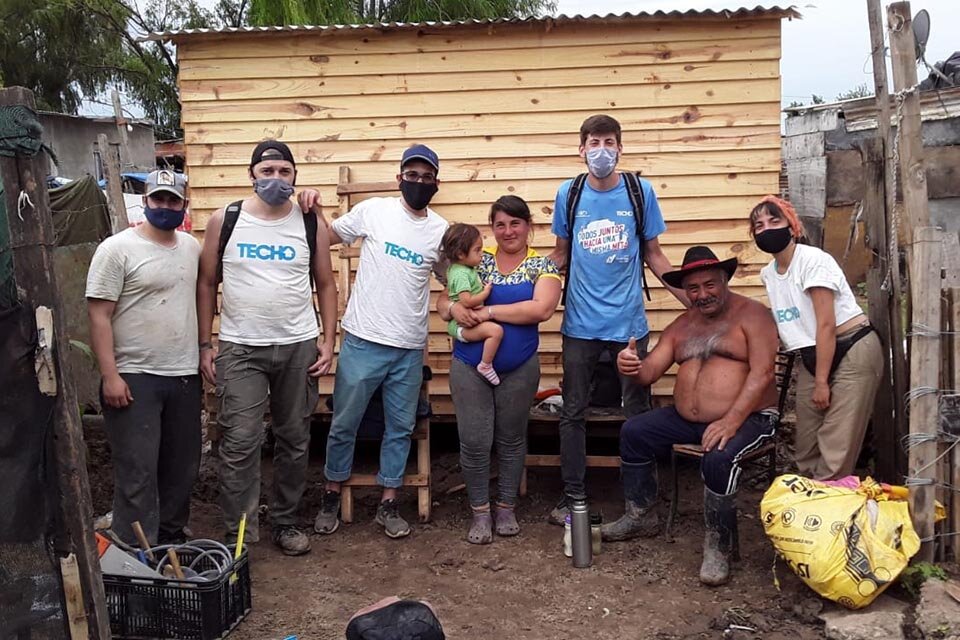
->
[795, 331, 883, 479]
[215, 339, 319, 540]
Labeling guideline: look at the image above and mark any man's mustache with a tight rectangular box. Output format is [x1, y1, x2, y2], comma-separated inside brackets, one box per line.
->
[694, 296, 719, 308]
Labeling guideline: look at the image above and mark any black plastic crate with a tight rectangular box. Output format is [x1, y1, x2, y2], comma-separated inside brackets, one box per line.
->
[103, 545, 252, 640]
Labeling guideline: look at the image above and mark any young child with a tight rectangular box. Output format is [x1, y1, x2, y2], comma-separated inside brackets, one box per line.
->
[442, 223, 503, 385]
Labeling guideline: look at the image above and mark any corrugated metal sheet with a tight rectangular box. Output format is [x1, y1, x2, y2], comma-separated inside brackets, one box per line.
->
[142, 5, 800, 42]
[783, 86, 960, 132]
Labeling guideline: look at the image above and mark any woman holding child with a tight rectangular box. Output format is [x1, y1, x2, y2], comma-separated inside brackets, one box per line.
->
[438, 195, 562, 544]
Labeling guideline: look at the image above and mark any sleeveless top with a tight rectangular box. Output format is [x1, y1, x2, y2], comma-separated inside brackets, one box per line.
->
[219, 204, 318, 346]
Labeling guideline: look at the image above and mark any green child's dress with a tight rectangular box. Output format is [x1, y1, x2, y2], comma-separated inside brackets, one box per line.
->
[446, 262, 482, 340]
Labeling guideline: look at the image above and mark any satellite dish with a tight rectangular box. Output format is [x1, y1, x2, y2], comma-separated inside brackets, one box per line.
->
[913, 9, 930, 61]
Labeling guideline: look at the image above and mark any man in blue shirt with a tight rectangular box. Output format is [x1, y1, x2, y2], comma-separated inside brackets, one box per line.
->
[548, 114, 686, 525]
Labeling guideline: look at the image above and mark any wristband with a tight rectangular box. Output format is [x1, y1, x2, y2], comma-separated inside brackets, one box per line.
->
[199, 341, 213, 351]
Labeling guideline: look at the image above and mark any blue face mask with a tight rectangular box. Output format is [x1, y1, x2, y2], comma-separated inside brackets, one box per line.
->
[585, 146, 618, 179]
[143, 206, 185, 230]
[253, 178, 295, 206]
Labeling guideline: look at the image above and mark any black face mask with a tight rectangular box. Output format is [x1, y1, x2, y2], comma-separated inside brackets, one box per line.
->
[400, 180, 438, 211]
[755, 226, 793, 254]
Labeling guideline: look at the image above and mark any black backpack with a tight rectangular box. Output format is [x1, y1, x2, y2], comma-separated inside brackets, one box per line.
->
[215, 199, 319, 309]
[561, 171, 651, 306]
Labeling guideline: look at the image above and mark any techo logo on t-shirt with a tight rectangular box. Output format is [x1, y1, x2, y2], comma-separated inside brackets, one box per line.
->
[775, 306, 802, 323]
[384, 241, 424, 265]
[237, 243, 296, 261]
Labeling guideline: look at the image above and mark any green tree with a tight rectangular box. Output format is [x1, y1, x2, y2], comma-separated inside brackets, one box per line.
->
[786, 94, 826, 109]
[836, 83, 873, 101]
[248, 0, 555, 25]
[0, 0, 127, 113]
[1, 0, 554, 140]
[0, 0, 233, 137]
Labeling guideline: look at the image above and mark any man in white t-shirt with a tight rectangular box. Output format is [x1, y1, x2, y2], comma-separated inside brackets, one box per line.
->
[314, 144, 449, 538]
[197, 141, 338, 556]
[86, 169, 201, 547]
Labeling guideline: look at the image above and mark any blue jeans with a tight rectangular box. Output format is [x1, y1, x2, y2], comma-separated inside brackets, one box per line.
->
[324, 333, 424, 488]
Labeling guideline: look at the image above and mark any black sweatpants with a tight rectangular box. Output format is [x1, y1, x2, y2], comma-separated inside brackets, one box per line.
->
[620, 406, 777, 495]
[102, 373, 202, 545]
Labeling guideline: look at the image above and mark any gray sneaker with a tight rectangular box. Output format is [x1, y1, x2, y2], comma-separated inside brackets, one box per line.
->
[375, 499, 411, 538]
[547, 495, 570, 526]
[314, 490, 341, 535]
[273, 525, 311, 556]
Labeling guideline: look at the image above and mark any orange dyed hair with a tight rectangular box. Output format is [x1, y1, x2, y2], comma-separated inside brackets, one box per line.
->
[749, 195, 805, 239]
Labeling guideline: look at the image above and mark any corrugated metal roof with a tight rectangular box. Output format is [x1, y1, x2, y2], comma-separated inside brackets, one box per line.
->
[142, 5, 800, 42]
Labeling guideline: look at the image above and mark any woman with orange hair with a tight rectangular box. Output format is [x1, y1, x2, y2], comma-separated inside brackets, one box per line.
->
[749, 196, 883, 479]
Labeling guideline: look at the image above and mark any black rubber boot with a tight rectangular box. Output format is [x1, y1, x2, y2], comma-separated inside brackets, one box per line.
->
[700, 487, 737, 586]
[601, 460, 660, 541]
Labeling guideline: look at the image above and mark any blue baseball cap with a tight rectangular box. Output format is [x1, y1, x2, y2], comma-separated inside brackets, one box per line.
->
[401, 144, 439, 173]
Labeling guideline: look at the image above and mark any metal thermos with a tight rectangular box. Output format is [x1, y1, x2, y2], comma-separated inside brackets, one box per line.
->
[570, 498, 593, 567]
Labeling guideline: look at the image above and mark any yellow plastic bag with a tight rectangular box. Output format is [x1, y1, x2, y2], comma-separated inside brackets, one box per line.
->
[761, 474, 921, 609]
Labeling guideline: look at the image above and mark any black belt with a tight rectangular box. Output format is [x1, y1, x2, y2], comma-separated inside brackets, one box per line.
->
[798, 324, 874, 380]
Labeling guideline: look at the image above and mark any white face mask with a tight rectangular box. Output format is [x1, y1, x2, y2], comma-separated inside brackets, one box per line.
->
[585, 146, 618, 179]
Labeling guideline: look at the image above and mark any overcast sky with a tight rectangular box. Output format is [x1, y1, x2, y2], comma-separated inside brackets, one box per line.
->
[552, 0, 960, 106]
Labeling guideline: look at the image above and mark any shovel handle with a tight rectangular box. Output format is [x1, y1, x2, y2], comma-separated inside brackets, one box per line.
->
[166, 549, 185, 580]
[131, 521, 156, 563]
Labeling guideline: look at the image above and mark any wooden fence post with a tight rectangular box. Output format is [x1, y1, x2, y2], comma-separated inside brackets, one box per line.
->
[888, 2, 932, 239]
[867, 0, 909, 479]
[0, 86, 111, 638]
[97, 133, 129, 233]
[946, 287, 960, 558]
[856, 137, 896, 481]
[908, 227, 942, 562]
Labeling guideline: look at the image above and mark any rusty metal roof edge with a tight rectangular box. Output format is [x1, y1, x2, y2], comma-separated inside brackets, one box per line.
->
[784, 85, 960, 122]
[141, 6, 800, 42]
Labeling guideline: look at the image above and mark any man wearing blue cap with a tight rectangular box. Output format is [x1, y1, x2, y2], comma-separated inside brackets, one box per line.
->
[87, 169, 201, 547]
[315, 144, 448, 538]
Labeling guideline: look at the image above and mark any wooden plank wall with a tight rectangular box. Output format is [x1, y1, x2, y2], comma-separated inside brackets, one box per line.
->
[176, 16, 783, 416]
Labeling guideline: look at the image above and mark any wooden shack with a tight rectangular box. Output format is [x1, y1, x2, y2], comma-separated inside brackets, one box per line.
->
[152, 6, 799, 416]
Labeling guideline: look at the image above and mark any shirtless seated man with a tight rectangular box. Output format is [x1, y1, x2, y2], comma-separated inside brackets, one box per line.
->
[602, 246, 779, 587]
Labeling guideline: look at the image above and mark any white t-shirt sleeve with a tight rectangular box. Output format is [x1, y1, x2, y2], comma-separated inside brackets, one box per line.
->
[800, 253, 845, 293]
[332, 200, 370, 245]
[85, 240, 125, 302]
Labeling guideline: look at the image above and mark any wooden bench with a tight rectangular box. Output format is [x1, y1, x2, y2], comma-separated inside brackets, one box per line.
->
[519, 406, 627, 496]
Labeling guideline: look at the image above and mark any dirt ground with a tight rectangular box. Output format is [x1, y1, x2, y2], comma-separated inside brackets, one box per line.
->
[84, 420, 833, 640]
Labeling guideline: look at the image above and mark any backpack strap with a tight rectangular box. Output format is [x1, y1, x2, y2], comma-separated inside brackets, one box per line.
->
[561, 173, 588, 307]
[216, 200, 244, 286]
[302, 209, 320, 315]
[621, 171, 652, 302]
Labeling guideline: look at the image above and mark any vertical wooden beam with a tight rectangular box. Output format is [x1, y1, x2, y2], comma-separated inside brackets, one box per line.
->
[97, 133, 129, 234]
[887, 2, 932, 238]
[867, 0, 909, 479]
[947, 288, 960, 559]
[907, 226, 942, 562]
[60, 553, 90, 639]
[111, 89, 131, 170]
[856, 138, 896, 481]
[0, 87, 110, 639]
[336, 165, 351, 317]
